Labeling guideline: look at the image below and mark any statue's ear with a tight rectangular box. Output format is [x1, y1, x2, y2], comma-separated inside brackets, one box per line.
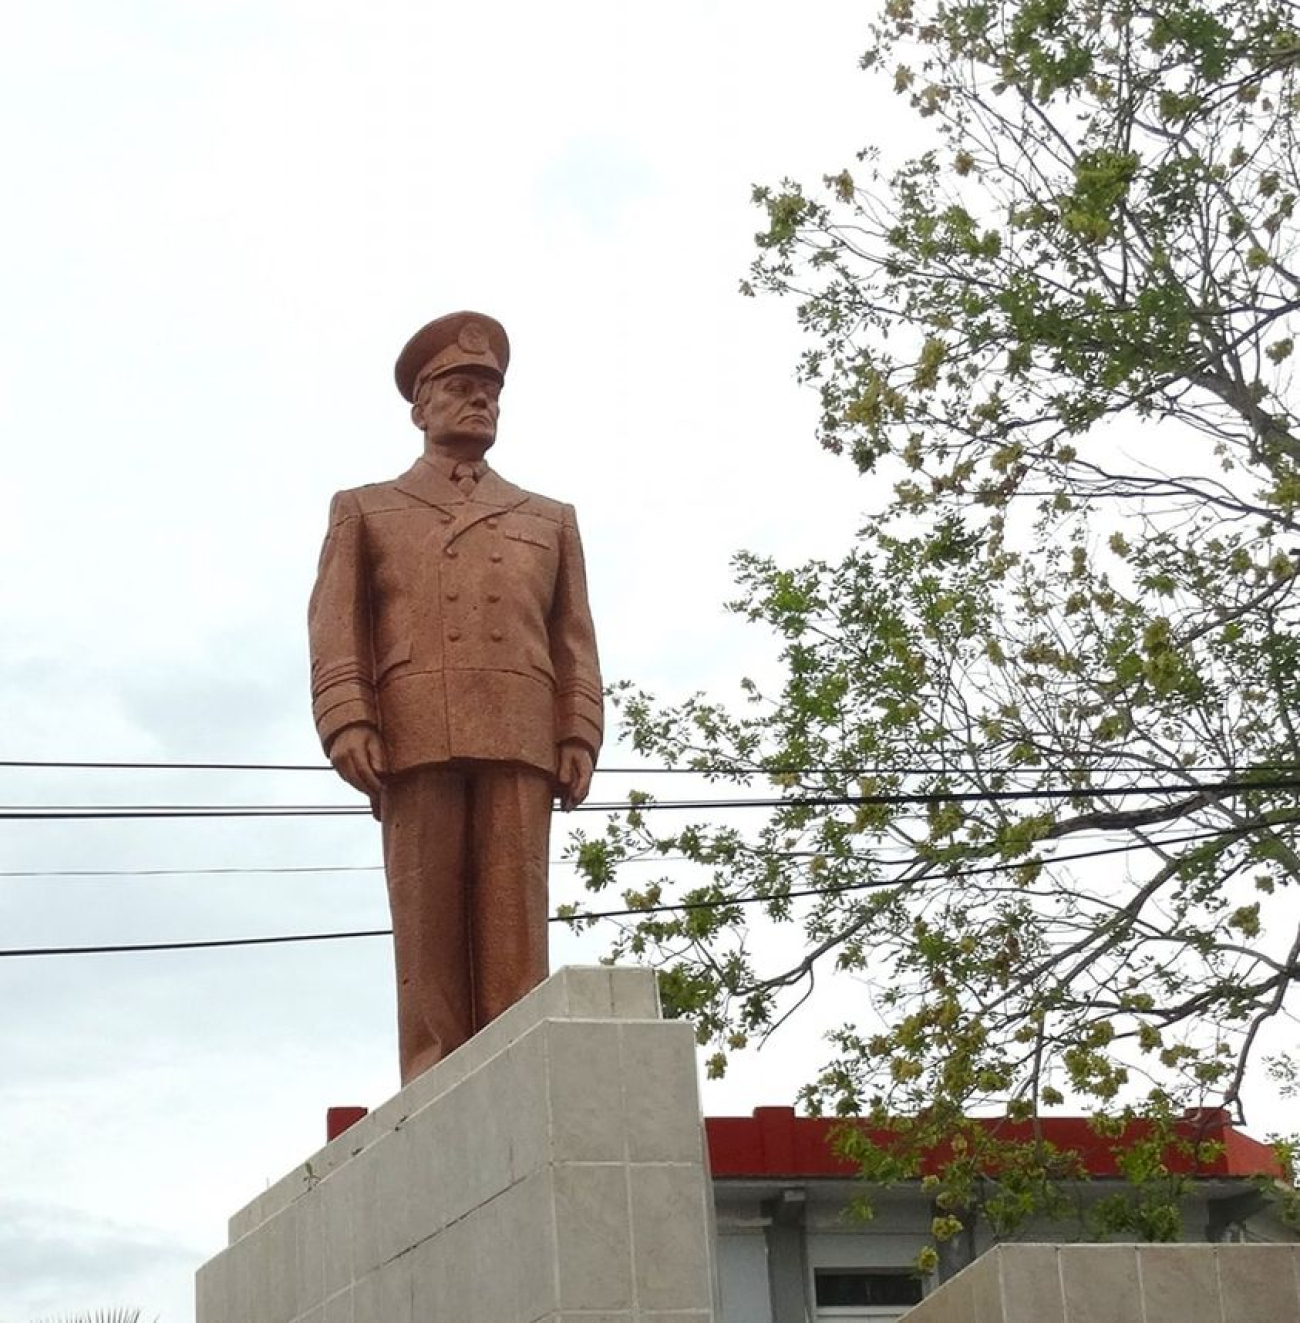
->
[410, 400, 424, 430]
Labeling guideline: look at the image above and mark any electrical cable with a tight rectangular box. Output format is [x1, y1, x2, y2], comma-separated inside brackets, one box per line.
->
[6, 805, 1299, 879]
[0, 864, 387, 879]
[2, 758, 1296, 776]
[0, 858, 695, 879]
[0, 930, 392, 957]
[2, 776, 1298, 820]
[1, 816, 1292, 959]
[0, 760, 337, 772]
[559, 816, 1300, 920]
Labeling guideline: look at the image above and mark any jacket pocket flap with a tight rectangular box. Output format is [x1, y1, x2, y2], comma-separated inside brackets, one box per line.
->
[505, 526, 554, 550]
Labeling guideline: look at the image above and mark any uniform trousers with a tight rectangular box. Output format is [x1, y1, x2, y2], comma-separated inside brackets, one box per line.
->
[380, 760, 553, 1085]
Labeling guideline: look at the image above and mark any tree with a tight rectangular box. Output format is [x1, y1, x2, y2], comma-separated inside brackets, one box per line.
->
[566, 0, 1300, 1260]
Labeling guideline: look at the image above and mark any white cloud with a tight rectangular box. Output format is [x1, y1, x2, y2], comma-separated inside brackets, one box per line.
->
[0, 1198, 200, 1323]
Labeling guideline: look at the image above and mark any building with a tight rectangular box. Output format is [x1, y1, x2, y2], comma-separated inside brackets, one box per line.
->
[709, 1106, 1296, 1323]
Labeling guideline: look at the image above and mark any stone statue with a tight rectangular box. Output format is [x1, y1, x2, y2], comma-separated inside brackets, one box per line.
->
[308, 311, 603, 1085]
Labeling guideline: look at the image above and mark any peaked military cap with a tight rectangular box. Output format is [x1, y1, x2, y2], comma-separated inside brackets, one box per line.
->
[395, 311, 510, 402]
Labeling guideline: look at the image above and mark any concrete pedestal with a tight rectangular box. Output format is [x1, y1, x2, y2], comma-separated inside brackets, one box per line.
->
[196, 967, 718, 1323]
[899, 1243, 1300, 1322]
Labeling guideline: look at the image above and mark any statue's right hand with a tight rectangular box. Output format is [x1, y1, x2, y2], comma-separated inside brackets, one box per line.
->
[328, 724, 387, 798]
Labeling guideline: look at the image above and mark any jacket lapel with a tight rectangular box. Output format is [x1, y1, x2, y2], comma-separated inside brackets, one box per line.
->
[450, 469, 531, 542]
[469, 468, 529, 512]
[393, 458, 531, 541]
[393, 457, 459, 515]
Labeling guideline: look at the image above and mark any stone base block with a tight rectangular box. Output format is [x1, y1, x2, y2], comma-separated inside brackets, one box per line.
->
[196, 967, 718, 1323]
[901, 1242, 1300, 1323]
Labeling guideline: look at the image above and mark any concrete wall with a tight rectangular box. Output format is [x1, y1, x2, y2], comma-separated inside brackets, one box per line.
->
[196, 967, 718, 1323]
[899, 1242, 1300, 1322]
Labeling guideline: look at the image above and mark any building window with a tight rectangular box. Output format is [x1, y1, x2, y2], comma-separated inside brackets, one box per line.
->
[814, 1268, 924, 1316]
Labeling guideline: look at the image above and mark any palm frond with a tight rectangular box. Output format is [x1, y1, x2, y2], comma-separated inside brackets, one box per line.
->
[31, 1308, 154, 1323]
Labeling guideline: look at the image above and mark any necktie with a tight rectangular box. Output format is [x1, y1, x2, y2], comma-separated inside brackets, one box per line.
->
[453, 461, 484, 498]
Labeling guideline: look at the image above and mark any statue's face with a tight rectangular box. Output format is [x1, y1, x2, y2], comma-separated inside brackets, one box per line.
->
[415, 369, 501, 453]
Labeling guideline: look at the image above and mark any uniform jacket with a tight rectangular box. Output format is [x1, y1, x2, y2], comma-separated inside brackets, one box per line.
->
[308, 455, 603, 776]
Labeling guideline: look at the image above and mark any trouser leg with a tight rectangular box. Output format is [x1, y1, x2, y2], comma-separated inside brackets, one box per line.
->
[380, 765, 473, 1085]
[469, 763, 554, 1029]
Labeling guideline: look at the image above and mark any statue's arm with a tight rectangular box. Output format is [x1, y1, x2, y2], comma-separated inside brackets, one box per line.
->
[550, 504, 603, 808]
[308, 490, 381, 763]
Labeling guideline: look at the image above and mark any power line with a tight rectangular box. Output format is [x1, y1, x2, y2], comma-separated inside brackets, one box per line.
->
[0, 760, 338, 772]
[0, 930, 392, 957]
[7, 800, 1299, 878]
[563, 817, 1300, 920]
[3, 758, 1295, 776]
[0, 857, 697, 879]
[0, 856, 684, 879]
[0, 864, 386, 879]
[2, 816, 1293, 959]
[0, 806, 369, 819]
[2, 777, 1298, 820]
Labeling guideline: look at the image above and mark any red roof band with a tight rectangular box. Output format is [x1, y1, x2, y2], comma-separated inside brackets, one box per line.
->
[326, 1102, 1286, 1182]
[704, 1106, 1288, 1181]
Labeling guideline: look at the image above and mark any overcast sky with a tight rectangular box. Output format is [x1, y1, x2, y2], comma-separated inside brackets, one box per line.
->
[0, 3, 896, 1318]
[7, 5, 1293, 1320]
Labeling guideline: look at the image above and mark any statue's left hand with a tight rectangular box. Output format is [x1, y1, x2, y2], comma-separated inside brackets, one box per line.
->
[556, 742, 595, 811]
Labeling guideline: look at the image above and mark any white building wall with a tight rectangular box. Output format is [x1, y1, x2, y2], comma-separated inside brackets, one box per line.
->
[717, 1229, 775, 1323]
[712, 1174, 1298, 1323]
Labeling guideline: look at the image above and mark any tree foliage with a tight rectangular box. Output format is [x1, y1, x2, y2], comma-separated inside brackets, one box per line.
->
[567, 0, 1300, 1256]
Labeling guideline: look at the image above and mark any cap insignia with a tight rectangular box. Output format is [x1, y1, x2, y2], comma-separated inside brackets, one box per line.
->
[458, 322, 490, 355]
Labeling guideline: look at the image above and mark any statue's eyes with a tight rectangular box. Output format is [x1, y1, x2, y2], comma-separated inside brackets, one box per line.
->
[442, 376, 498, 400]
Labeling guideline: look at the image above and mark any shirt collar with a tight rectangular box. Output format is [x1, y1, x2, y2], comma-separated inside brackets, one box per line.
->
[420, 450, 490, 482]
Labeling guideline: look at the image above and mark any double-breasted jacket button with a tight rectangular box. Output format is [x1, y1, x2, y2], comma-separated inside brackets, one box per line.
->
[448, 628, 462, 641]
[490, 551, 502, 563]
[487, 591, 501, 603]
[446, 547, 459, 559]
[490, 628, 504, 641]
[441, 513, 454, 525]
[445, 588, 459, 601]
[487, 517, 499, 529]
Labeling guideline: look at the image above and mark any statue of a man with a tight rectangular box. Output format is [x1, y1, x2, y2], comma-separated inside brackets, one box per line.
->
[308, 311, 603, 1085]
